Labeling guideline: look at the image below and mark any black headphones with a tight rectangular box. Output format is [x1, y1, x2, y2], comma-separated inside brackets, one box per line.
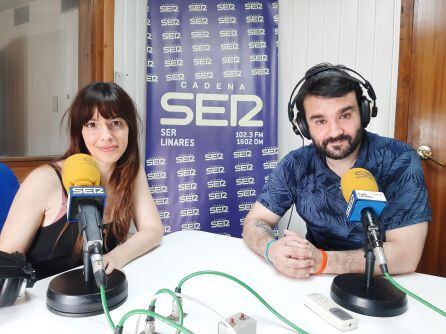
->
[287, 64, 378, 140]
[0, 251, 36, 307]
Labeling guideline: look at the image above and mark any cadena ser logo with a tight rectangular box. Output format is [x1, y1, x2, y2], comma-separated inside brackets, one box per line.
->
[238, 202, 254, 212]
[154, 197, 169, 205]
[191, 30, 210, 39]
[178, 182, 198, 191]
[160, 93, 263, 127]
[246, 15, 264, 23]
[177, 168, 197, 177]
[235, 163, 254, 172]
[181, 221, 201, 230]
[71, 187, 105, 195]
[159, 4, 179, 13]
[233, 149, 252, 158]
[217, 3, 235, 11]
[208, 191, 228, 200]
[206, 166, 225, 175]
[218, 16, 237, 24]
[207, 179, 226, 188]
[248, 28, 265, 36]
[193, 57, 212, 65]
[162, 31, 181, 40]
[245, 2, 263, 10]
[149, 185, 168, 194]
[179, 193, 199, 203]
[146, 157, 166, 166]
[205, 152, 224, 161]
[211, 219, 230, 228]
[210, 204, 229, 215]
[147, 171, 167, 180]
[176, 154, 195, 164]
[180, 208, 200, 217]
[237, 188, 256, 198]
[188, 4, 207, 12]
[219, 29, 237, 37]
[160, 18, 180, 26]
[236, 177, 255, 186]
[190, 16, 209, 25]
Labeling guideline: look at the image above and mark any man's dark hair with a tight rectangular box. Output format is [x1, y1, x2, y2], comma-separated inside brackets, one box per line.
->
[295, 63, 363, 114]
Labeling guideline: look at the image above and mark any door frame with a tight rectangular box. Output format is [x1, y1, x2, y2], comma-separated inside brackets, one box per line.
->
[395, 0, 414, 141]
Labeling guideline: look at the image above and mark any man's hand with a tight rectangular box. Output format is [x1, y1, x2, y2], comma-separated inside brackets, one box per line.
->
[282, 229, 324, 274]
[267, 230, 320, 278]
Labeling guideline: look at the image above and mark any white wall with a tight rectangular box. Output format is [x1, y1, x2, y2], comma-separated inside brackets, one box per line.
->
[0, 0, 78, 156]
[114, 0, 148, 160]
[278, 0, 401, 157]
[114, 0, 401, 234]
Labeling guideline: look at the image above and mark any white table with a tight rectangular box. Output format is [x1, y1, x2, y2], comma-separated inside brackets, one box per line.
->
[1, 230, 445, 333]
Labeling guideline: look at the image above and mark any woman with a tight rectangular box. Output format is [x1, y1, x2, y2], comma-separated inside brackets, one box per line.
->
[0, 82, 163, 280]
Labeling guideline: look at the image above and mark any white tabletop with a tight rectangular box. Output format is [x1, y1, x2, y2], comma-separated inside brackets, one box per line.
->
[1, 230, 445, 333]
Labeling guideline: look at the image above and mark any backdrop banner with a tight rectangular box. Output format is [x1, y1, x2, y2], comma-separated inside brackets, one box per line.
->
[145, 0, 278, 237]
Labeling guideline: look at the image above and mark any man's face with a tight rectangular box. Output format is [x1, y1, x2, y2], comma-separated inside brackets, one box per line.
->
[303, 91, 363, 160]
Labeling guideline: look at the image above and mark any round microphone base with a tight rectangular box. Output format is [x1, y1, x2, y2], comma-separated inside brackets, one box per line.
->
[46, 268, 127, 317]
[331, 273, 407, 317]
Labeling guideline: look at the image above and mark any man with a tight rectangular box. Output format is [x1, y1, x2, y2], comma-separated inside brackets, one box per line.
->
[243, 63, 431, 279]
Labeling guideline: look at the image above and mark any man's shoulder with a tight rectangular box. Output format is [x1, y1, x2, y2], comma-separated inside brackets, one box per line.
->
[367, 132, 414, 158]
[280, 145, 316, 169]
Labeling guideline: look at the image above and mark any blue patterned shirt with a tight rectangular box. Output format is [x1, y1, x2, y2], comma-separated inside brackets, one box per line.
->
[258, 131, 432, 250]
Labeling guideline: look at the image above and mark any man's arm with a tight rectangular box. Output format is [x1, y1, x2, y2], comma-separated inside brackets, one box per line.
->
[243, 202, 279, 256]
[289, 222, 428, 275]
[325, 222, 428, 274]
[243, 202, 315, 278]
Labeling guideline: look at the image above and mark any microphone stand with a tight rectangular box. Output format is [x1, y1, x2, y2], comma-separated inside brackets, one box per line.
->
[46, 202, 128, 317]
[330, 214, 408, 317]
[82, 241, 92, 283]
[364, 244, 375, 291]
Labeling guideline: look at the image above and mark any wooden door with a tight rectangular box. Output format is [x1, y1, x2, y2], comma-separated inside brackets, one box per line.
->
[396, 0, 446, 277]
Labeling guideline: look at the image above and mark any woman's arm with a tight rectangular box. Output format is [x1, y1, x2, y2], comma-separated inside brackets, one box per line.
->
[0, 166, 58, 254]
[103, 166, 163, 273]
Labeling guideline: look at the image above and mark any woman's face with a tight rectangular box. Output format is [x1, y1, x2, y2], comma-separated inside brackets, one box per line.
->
[81, 111, 129, 166]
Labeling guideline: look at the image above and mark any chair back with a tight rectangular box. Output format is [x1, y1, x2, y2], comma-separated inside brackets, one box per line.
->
[0, 163, 19, 232]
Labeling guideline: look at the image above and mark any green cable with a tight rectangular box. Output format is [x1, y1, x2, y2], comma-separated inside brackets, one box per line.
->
[117, 309, 195, 334]
[177, 270, 309, 334]
[384, 272, 446, 317]
[150, 288, 185, 333]
[100, 285, 116, 330]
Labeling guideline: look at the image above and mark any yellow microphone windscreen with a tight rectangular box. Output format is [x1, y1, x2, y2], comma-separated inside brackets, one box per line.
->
[340, 168, 378, 202]
[61, 154, 101, 192]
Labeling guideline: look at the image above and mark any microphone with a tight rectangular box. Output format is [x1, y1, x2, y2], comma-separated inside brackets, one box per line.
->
[62, 154, 106, 287]
[330, 167, 407, 317]
[340, 168, 388, 273]
[47, 155, 128, 318]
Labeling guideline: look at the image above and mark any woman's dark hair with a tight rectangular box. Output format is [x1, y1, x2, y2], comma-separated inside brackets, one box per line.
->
[295, 64, 363, 114]
[57, 82, 140, 257]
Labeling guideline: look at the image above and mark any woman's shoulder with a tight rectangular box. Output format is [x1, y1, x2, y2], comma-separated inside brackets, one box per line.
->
[22, 164, 62, 193]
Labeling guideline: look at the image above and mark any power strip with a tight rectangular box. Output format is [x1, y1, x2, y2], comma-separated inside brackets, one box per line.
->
[218, 312, 257, 334]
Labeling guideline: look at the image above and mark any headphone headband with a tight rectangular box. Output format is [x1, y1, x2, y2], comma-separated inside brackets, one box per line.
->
[288, 64, 378, 139]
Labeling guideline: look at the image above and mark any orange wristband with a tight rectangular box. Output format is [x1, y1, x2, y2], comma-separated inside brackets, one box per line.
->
[313, 249, 327, 275]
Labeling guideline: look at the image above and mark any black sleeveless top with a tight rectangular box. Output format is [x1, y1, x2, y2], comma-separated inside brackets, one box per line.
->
[26, 164, 118, 280]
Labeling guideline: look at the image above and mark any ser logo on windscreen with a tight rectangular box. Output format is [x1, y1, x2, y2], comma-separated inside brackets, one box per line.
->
[71, 187, 104, 195]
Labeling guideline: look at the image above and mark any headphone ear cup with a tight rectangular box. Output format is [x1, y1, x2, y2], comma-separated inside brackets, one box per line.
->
[295, 111, 311, 140]
[0, 277, 22, 307]
[360, 97, 371, 128]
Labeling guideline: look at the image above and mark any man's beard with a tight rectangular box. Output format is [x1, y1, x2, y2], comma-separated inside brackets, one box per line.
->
[313, 127, 364, 160]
